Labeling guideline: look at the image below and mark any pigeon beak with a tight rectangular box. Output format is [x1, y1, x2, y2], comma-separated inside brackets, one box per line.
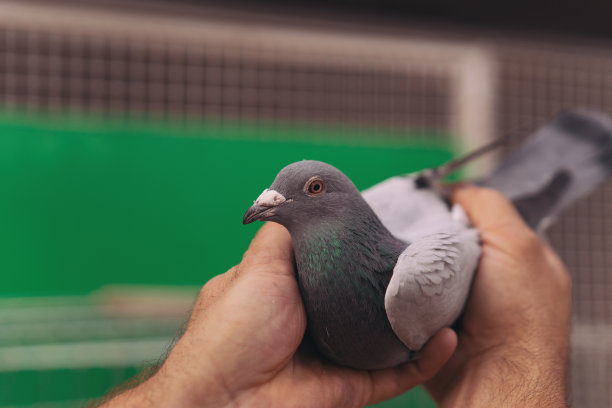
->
[242, 189, 288, 225]
[243, 204, 274, 225]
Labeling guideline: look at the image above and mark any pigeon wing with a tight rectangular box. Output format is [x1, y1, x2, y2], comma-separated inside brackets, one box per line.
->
[362, 176, 453, 243]
[383, 207, 480, 350]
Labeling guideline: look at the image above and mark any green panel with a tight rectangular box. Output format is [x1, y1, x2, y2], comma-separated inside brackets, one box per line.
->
[0, 366, 140, 406]
[0, 113, 453, 296]
[372, 387, 436, 408]
[0, 370, 434, 408]
[0, 111, 452, 407]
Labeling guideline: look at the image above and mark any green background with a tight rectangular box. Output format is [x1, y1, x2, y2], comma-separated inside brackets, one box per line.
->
[0, 112, 452, 407]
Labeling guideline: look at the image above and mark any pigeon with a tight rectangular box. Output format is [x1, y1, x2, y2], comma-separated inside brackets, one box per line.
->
[242, 110, 612, 370]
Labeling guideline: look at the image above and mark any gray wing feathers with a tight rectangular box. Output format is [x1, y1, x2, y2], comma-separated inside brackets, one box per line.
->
[384, 220, 480, 350]
[389, 233, 462, 297]
[368, 110, 612, 352]
[362, 176, 453, 243]
[364, 174, 481, 351]
[482, 110, 612, 230]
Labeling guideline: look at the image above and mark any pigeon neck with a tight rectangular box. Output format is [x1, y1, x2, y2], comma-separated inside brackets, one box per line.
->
[291, 201, 407, 269]
[289, 197, 393, 241]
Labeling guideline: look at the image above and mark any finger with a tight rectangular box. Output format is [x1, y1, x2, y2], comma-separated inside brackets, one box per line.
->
[201, 268, 238, 305]
[241, 222, 294, 274]
[366, 328, 458, 404]
[411, 328, 458, 380]
[542, 243, 572, 289]
[452, 186, 526, 231]
[542, 243, 567, 274]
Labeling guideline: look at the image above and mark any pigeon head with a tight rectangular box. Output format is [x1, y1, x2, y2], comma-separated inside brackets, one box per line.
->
[243, 160, 364, 231]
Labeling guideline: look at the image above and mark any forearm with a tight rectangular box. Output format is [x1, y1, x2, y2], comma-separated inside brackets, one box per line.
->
[95, 374, 168, 408]
[432, 348, 568, 408]
[96, 359, 233, 408]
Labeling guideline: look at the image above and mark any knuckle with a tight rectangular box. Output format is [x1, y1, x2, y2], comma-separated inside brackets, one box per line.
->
[557, 269, 572, 293]
[201, 273, 223, 292]
[543, 248, 572, 294]
[194, 269, 237, 314]
[199, 269, 232, 298]
[514, 231, 542, 255]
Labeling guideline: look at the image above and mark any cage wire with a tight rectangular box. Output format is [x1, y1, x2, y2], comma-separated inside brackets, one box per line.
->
[497, 44, 612, 407]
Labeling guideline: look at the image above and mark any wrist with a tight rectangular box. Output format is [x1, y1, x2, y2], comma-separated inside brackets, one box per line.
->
[97, 345, 236, 408]
[150, 347, 237, 408]
[96, 374, 176, 408]
[433, 345, 568, 408]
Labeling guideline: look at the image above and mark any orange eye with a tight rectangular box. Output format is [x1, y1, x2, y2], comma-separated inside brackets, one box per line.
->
[305, 177, 326, 196]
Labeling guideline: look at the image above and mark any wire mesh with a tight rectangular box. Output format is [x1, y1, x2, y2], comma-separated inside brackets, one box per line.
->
[0, 27, 454, 138]
[497, 44, 612, 407]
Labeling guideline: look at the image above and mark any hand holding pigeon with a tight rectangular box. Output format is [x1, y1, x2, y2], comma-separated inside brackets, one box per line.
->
[99, 223, 456, 408]
[99, 185, 571, 408]
[244, 110, 612, 370]
[425, 187, 570, 407]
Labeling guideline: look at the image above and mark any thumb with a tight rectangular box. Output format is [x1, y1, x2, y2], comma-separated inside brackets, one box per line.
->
[240, 222, 294, 276]
[452, 186, 527, 231]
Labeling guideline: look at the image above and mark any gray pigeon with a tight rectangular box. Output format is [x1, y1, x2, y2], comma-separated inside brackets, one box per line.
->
[242, 110, 612, 370]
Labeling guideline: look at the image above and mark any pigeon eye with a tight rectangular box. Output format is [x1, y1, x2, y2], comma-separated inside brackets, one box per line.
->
[305, 177, 326, 196]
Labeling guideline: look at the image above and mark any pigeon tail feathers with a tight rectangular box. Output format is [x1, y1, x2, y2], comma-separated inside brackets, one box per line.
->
[481, 109, 612, 231]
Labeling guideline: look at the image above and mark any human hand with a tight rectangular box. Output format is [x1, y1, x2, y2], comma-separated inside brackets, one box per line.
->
[426, 186, 571, 407]
[102, 222, 456, 408]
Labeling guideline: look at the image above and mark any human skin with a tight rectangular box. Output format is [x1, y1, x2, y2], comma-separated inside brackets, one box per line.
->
[99, 224, 456, 408]
[99, 186, 570, 408]
[425, 187, 571, 407]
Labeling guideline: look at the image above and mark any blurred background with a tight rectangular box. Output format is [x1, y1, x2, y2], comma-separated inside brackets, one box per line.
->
[1, 0, 611, 406]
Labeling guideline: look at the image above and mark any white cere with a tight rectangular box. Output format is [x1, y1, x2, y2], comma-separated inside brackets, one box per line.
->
[255, 189, 287, 207]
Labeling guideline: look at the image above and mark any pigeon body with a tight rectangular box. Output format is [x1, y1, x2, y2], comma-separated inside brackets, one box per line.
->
[292, 195, 412, 368]
[243, 161, 479, 369]
[244, 161, 418, 368]
[243, 110, 612, 370]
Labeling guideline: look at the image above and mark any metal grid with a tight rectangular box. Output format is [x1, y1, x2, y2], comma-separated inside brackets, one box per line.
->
[497, 45, 612, 407]
[0, 0, 499, 147]
[497, 46, 612, 323]
[0, 28, 459, 138]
